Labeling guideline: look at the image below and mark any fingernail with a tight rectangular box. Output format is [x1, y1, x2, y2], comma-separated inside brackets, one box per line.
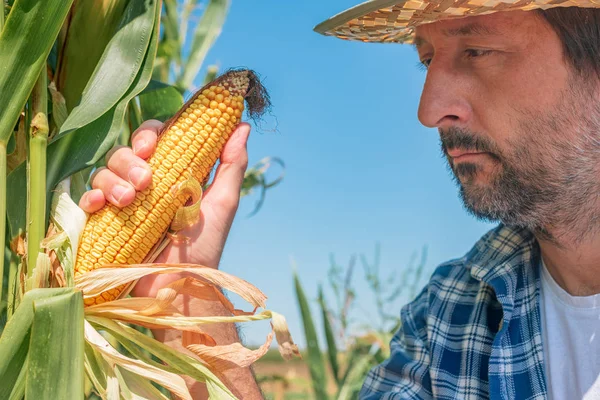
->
[112, 185, 131, 204]
[133, 140, 148, 155]
[128, 166, 149, 188]
[81, 193, 91, 210]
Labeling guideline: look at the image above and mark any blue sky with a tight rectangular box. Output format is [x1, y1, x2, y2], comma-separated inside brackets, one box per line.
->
[189, 1, 498, 349]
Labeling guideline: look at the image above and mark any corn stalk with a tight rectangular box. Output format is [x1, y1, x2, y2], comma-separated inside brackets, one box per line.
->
[0, 1, 291, 398]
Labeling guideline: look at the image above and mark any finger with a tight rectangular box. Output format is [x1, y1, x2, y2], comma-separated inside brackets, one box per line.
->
[78, 189, 106, 213]
[106, 145, 153, 191]
[203, 123, 251, 211]
[131, 119, 162, 159]
[90, 166, 136, 207]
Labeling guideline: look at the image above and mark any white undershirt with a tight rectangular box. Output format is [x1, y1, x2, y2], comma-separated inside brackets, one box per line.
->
[540, 258, 600, 400]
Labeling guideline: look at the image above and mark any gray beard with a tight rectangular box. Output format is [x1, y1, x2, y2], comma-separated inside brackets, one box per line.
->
[443, 84, 600, 247]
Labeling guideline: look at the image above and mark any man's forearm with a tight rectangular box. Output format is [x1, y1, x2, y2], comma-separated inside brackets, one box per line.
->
[151, 294, 264, 400]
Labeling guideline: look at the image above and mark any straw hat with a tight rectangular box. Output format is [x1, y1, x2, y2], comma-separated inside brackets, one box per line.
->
[313, 0, 600, 44]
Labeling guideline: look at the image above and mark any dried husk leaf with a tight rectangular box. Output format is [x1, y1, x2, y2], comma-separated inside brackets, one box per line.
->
[84, 321, 192, 400]
[25, 252, 51, 290]
[169, 177, 203, 232]
[86, 307, 275, 330]
[270, 311, 302, 361]
[136, 277, 254, 316]
[75, 263, 267, 309]
[182, 331, 217, 348]
[186, 331, 274, 371]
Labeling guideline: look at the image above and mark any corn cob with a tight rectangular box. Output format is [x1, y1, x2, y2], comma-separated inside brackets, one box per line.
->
[74, 69, 269, 306]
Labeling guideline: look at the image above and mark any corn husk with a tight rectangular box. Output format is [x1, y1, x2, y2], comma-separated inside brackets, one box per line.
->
[45, 177, 300, 399]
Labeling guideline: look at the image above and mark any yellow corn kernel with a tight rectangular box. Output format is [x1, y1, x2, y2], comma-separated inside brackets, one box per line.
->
[73, 70, 268, 306]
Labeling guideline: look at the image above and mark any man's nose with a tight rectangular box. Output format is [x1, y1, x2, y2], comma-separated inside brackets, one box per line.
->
[417, 62, 472, 130]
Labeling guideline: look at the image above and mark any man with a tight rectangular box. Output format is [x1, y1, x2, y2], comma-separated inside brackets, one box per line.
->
[81, 2, 600, 400]
[313, 1, 600, 399]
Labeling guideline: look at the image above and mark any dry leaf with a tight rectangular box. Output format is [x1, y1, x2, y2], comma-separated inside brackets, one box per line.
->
[187, 332, 274, 371]
[84, 321, 193, 400]
[75, 264, 267, 309]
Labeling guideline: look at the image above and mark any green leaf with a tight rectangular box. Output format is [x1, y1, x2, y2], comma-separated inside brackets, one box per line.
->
[336, 354, 374, 400]
[48, 81, 68, 133]
[293, 270, 329, 400]
[318, 285, 340, 386]
[6, 1, 161, 240]
[55, 0, 157, 141]
[56, 0, 130, 111]
[115, 367, 171, 400]
[0, 0, 74, 143]
[177, 0, 230, 90]
[84, 342, 108, 397]
[8, 355, 27, 400]
[160, 0, 181, 65]
[0, 288, 75, 398]
[138, 82, 184, 122]
[25, 290, 84, 400]
[88, 316, 236, 399]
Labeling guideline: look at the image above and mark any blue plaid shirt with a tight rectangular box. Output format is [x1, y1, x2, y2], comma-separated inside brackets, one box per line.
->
[360, 223, 548, 399]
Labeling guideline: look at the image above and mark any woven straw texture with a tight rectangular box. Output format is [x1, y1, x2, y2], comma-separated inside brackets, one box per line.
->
[314, 0, 600, 44]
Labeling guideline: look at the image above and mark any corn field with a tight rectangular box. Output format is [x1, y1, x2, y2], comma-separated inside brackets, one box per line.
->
[0, 1, 293, 399]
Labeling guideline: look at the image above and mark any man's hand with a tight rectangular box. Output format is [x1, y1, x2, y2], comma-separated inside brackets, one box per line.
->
[78, 119, 262, 399]
[78, 118, 250, 289]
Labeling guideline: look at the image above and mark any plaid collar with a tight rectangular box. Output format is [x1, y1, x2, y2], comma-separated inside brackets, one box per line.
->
[360, 223, 549, 399]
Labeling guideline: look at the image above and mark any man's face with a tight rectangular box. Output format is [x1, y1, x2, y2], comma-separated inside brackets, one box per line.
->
[414, 10, 600, 239]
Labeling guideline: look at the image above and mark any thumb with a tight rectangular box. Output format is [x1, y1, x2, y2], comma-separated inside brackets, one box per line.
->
[202, 122, 251, 211]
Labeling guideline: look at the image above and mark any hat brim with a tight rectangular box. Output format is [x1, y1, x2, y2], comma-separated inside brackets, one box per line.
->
[313, 0, 598, 44]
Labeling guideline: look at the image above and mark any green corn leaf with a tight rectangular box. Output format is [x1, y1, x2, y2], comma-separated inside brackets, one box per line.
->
[87, 316, 236, 399]
[115, 367, 171, 400]
[47, 1, 160, 187]
[138, 82, 184, 122]
[160, 0, 181, 64]
[6, 0, 161, 241]
[293, 270, 329, 400]
[8, 355, 27, 400]
[84, 342, 108, 397]
[177, 0, 230, 91]
[0, 288, 76, 398]
[318, 285, 340, 386]
[0, 0, 74, 144]
[25, 289, 84, 400]
[55, 0, 156, 141]
[336, 354, 374, 400]
[56, 0, 129, 111]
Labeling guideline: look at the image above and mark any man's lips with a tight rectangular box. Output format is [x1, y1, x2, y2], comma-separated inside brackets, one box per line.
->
[447, 149, 489, 160]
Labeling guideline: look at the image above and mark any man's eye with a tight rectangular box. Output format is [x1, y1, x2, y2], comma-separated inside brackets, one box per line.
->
[417, 59, 431, 71]
[465, 49, 494, 59]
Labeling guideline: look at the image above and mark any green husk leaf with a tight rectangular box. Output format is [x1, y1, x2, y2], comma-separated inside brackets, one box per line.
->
[85, 320, 192, 400]
[25, 289, 84, 400]
[0, 0, 74, 144]
[84, 342, 109, 397]
[115, 366, 171, 400]
[87, 316, 237, 399]
[44, 177, 88, 287]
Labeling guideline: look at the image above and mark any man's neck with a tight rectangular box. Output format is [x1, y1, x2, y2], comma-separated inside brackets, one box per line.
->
[536, 228, 600, 296]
